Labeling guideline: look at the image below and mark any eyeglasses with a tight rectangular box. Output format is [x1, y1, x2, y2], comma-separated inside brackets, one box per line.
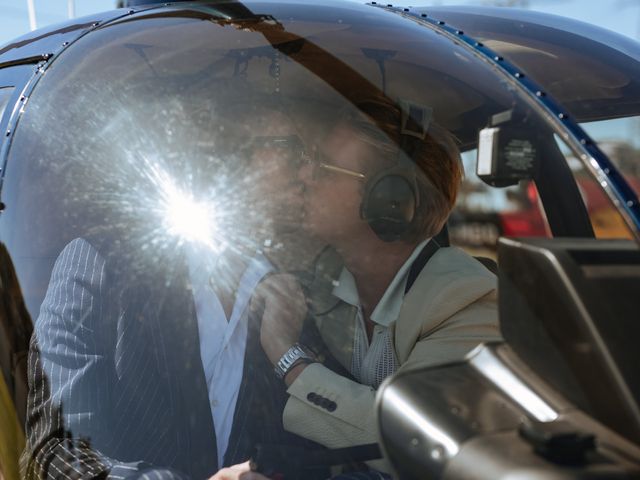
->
[312, 148, 366, 181]
[316, 162, 366, 180]
[246, 136, 367, 180]
[247, 135, 309, 166]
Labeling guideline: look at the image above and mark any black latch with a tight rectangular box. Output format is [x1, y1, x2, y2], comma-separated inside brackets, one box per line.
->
[519, 420, 596, 466]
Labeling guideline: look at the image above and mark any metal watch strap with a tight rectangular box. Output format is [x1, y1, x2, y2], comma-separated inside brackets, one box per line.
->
[274, 343, 316, 380]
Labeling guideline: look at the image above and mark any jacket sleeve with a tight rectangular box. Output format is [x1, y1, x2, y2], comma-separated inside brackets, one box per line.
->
[282, 292, 500, 451]
[21, 238, 188, 480]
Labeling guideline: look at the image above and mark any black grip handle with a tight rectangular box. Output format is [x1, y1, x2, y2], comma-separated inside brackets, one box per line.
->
[251, 443, 382, 479]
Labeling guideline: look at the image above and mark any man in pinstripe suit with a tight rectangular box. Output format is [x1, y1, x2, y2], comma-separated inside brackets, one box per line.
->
[21, 107, 313, 480]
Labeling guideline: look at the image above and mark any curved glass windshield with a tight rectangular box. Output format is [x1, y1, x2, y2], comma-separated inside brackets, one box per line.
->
[0, 3, 634, 480]
[581, 116, 640, 200]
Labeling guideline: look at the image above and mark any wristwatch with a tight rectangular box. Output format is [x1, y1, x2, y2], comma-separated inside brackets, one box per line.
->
[274, 343, 316, 380]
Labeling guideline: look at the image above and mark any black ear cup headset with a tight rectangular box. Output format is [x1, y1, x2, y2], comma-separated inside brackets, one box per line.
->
[359, 101, 433, 242]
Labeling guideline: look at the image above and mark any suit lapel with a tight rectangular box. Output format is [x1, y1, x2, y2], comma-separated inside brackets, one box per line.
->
[224, 303, 279, 466]
[154, 266, 219, 477]
[223, 307, 257, 467]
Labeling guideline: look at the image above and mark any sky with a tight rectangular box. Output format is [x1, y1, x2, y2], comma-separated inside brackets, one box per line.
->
[1, 0, 640, 47]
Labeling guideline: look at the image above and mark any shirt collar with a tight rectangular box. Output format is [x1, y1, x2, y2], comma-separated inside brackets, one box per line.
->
[332, 267, 360, 307]
[331, 238, 431, 327]
[186, 242, 273, 291]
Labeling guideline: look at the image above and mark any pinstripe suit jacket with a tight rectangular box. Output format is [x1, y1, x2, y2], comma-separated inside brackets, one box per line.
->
[22, 238, 288, 480]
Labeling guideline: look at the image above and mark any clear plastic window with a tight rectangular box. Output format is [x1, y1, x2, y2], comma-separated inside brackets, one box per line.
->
[0, 5, 633, 479]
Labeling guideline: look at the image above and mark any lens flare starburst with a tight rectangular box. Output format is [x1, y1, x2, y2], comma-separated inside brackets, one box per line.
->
[164, 184, 218, 249]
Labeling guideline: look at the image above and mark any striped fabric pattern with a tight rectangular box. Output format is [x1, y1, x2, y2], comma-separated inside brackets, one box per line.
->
[20, 237, 330, 480]
[21, 238, 212, 480]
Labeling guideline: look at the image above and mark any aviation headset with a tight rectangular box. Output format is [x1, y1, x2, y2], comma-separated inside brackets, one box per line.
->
[359, 100, 433, 242]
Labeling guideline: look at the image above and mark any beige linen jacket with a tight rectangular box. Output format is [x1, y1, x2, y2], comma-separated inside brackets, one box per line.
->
[282, 245, 500, 449]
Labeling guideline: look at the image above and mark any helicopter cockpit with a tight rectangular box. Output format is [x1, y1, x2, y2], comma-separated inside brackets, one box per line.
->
[0, 1, 639, 479]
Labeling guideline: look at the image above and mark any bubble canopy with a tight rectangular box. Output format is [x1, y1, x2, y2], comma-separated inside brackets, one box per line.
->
[1, 1, 544, 307]
[0, 2, 631, 479]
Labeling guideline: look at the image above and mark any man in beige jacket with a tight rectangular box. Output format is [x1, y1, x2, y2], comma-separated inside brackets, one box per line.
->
[256, 96, 500, 454]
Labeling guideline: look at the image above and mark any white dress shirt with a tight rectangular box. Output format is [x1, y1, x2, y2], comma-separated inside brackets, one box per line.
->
[331, 239, 430, 388]
[186, 245, 272, 466]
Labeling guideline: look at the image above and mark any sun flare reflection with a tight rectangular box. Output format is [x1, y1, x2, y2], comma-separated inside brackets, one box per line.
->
[163, 182, 219, 249]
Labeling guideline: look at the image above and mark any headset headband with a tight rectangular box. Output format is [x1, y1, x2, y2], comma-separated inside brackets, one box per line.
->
[398, 100, 432, 140]
[359, 100, 433, 241]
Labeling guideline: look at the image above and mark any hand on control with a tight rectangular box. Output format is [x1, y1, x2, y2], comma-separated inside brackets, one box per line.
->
[208, 461, 270, 480]
[253, 273, 307, 366]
